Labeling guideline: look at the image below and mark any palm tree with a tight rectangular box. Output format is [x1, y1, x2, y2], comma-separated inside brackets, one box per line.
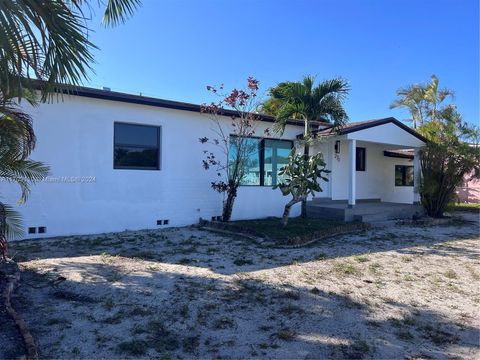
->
[390, 75, 454, 128]
[390, 85, 426, 129]
[263, 75, 350, 217]
[264, 76, 349, 143]
[0, 95, 49, 259]
[0, 0, 141, 99]
[0, 0, 140, 258]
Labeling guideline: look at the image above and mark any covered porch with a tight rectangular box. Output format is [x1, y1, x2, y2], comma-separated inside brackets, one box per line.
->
[308, 118, 427, 222]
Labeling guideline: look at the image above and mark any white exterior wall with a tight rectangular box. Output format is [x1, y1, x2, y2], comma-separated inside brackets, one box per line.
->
[0, 96, 303, 239]
[309, 140, 331, 198]
[329, 140, 415, 203]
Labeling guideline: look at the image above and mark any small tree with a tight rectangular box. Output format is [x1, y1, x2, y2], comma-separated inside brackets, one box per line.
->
[199, 77, 266, 222]
[274, 151, 330, 227]
[418, 107, 479, 217]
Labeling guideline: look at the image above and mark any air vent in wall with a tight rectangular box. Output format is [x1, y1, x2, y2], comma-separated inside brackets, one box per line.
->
[38, 227, 46, 234]
[28, 227, 36, 234]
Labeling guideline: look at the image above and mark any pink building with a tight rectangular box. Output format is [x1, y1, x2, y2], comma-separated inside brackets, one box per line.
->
[456, 172, 480, 203]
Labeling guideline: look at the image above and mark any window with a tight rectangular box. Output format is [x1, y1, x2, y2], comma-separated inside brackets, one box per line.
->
[395, 165, 414, 186]
[229, 136, 292, 186]
[114, 123, 160, 170]
[263, 139, 292, 186]
[229, 136, 262, 185]
[356, 147, 366, 171]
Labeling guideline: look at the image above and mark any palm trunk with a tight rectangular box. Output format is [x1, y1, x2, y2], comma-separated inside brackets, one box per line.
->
[301, 142, 309, 218]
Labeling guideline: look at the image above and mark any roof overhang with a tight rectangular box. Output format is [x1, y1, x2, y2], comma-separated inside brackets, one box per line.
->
[315, 117, 427, 148]
[33, 80, 331, 128]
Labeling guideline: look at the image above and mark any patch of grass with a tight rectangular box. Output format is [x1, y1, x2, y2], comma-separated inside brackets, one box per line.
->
[420, 324, 459, 345]
[232, 217, 348, 242]
[45, 317, 71, 326]
[10, 241, 43, 254]
[341, 339, 371, 359]
[101, 310, 126, 324]
[179, 304, 189, 318]
[276, 328, 297, 341]
[310, 287, 321, 295]
[147, 321, 180, 352]
[213, 316, 235, 329]
[233, 258, 254, 266]
[279, 304, 304, 316]
[354, 255, 369, 263]
[333, 262, 358, 276]
[444, 269, 457, 279]
[182, 336, 200, 353]
[129, 306, 153, 317]
[368, 262, 383, 275]
[178, 257, 193, 265]
[447, 202, 480, 213]
[116, 339, 148, 356]
[466, 265, 480, 280]
[105, 270, 122, 283]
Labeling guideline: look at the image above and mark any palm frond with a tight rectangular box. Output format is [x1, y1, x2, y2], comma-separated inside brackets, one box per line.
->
[102, 0, 142, 26]
[0, 202, 24, 240]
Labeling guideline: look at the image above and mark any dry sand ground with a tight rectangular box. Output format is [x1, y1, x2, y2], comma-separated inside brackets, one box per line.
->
[6, 213, 480, 359]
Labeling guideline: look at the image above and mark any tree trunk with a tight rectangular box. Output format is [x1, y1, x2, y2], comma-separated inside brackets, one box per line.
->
[301, 143, 310, 218]
[282, 199, 299, 228]
[222, 188, 237, 222]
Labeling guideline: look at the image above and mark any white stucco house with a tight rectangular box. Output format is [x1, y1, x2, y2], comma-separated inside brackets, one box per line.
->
[0, 86, 427, 238]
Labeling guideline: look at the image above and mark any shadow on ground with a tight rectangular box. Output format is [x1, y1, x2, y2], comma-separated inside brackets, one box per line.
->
[13, 257, 480, 359]
[9, 214, 479, 276]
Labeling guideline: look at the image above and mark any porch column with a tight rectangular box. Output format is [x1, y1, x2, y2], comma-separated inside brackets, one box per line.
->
[413, 148, 421, 204]
[348, 139, 356, 207]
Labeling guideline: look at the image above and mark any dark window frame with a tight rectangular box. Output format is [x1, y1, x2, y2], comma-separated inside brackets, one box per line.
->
[395, 165, 414, 187]
[113, 122, 161, 170]
[229, 135, 293, 186]
[356, 147, 366, 171]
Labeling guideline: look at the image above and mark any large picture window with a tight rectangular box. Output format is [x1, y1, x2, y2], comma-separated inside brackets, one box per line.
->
[229, 136, 292, 186]
[114, 123, 161, 170]
[395, 165, 414, 186]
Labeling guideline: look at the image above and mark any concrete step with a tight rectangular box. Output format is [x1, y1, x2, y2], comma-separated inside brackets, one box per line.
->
[307, 203, 424, 223]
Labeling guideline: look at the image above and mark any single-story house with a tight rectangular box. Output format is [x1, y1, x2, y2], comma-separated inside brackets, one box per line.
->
[1, 86, 426, 238]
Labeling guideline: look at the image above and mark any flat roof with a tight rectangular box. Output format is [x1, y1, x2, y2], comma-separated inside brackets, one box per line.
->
[50, 84, 331, 128]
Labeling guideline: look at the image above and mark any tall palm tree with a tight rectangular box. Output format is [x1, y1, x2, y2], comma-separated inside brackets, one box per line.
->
[390, 75, 454, 128]
[263, 75, 350, 217]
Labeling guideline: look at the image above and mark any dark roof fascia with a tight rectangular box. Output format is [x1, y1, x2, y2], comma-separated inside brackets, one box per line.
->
[314, 117, 428, 144]
[340, 117, 428, 144]
[39, 82, 306, 127]
[383, 150, 414, 159]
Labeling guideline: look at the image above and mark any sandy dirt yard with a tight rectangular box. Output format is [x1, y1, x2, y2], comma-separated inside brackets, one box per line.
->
[6, 213, 480, 359]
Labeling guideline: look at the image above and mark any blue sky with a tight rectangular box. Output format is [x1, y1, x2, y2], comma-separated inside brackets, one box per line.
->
[85, 0, 479, 125]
